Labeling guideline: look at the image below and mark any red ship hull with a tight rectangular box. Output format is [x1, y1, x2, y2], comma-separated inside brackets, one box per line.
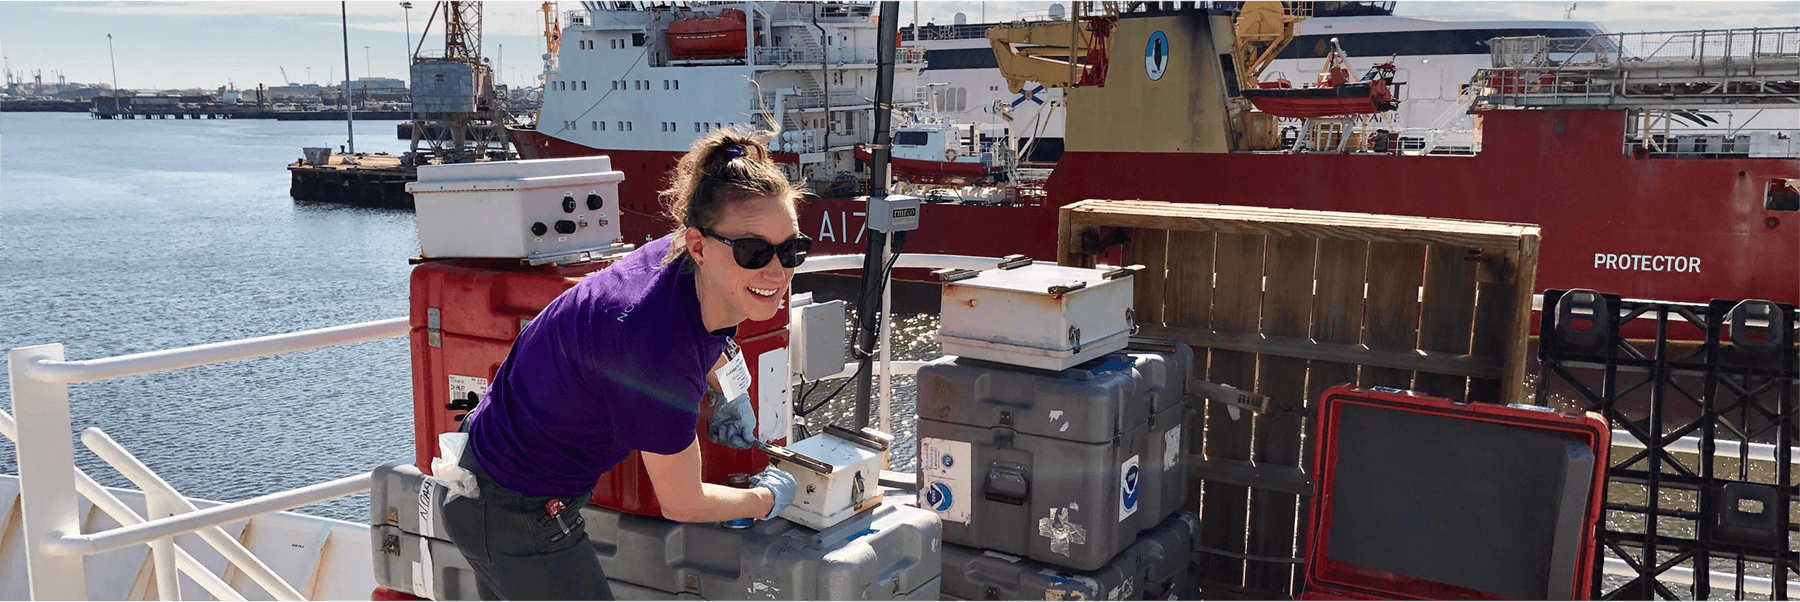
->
[513, 108, 1800, 307]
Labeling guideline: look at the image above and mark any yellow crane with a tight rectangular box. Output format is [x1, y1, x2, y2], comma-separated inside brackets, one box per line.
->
[984, 2, 1120, 93]
[1231, 1, 1309, 91]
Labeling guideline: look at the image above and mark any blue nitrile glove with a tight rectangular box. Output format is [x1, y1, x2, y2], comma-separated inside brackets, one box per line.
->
[748, 465, 797, 521]
[708, 392, 758, 450]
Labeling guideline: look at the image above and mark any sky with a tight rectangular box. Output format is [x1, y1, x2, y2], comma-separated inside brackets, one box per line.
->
[3, 1, 1800, 92]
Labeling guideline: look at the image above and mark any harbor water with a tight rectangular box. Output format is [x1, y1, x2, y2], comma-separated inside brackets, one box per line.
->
[0, 113, 932, 522]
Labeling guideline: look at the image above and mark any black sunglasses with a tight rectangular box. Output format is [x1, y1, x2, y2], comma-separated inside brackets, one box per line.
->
[699, 227, 812, 269]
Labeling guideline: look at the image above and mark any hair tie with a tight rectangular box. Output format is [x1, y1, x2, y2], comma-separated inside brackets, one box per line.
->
[723, 144, 747, 159]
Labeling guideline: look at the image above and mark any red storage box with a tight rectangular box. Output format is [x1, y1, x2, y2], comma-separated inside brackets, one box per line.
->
[1302, 385, 1609, 600]
[408, 258, 789, 516]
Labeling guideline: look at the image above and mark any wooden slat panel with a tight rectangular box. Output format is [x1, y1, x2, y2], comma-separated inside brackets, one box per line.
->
[1125, 229, 1170, 328]
[1501, 236, 1541, 404]
[1246, 235, 1316, 591]
[1136, 326, 1502, 378]
[1199, 231, 1265, 585]
[1469, 250, 1523, 403]
[1361, 242, 1425, 390]
[1064, 200, 1539, 250]
[1164, 230, 1215, 486]
[1164, 231, 1215, 331]
[1414, 245, 1480, 402]
[1293, 237, 1368, 592]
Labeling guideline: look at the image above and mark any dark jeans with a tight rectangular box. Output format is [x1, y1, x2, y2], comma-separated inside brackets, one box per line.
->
[439, 446, 614, 600]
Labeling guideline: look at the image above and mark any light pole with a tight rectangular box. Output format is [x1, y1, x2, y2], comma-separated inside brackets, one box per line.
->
[105, 34, 119, 95]
[401, 2, 413, 63]
[364, 45, 371, 108]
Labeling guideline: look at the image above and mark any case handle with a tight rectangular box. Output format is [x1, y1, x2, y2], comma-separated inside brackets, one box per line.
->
[984, 465, 1030, 506]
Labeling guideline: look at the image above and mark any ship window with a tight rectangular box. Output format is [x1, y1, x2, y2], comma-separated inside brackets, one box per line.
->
[895, 131, 928, 146]
[591, 121, 597, 130]
[619, 121, 625, 130]
[633, 33, 646, 47]
[673, 80, 679, 90]
[628, 122, 634, 131]
[582, 81, 588, 91]
[599, 121, 606, 131]
[926, 48, 1000, 70]
[663, 80, 669, 90]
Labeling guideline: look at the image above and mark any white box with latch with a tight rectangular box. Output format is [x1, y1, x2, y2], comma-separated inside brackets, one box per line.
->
[409, 156, 629, 263]
[770, 425, 892, 530]
[935, 256, 1141, 371]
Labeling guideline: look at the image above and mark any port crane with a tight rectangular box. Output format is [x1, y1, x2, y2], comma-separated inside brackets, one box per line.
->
[404, 1, 513, 164]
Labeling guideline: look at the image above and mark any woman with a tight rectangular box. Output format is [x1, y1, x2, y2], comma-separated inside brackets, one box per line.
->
[440, 129, 807, 600]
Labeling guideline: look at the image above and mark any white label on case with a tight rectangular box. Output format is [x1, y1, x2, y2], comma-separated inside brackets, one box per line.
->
[756, 346, 791, 443]
[447, 375, 488, 407]
[1163, 425, 1182, 472]
[1119, 454, 1141, 522]
[920, 437, 972, 524]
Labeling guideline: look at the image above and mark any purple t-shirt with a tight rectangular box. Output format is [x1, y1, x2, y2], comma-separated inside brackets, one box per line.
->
[465, 236, 735, 497]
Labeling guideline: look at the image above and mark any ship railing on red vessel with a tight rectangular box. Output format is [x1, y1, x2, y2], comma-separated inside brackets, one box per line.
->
[1476, 27, 1800, 109]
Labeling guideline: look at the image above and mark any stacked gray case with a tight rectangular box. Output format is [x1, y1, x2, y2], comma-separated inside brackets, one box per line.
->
[941, 512, 1201, 601]
[916, 342, 1193, 571]
[369, 461, 473, 600]
[582, 500, 942, 600]
[369, 460, 941, 600]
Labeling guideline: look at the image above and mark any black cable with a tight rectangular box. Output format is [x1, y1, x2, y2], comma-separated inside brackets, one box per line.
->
[797, 361, 869, 417]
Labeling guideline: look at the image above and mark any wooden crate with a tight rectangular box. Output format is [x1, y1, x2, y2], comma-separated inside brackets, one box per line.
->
[1057, 200, 1541, 595]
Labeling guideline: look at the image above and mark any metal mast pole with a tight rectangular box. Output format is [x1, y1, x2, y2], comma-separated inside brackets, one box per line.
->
[852, 1, 901, 430]
[342, 2, 356, 154]
[104, 34, 117, 94]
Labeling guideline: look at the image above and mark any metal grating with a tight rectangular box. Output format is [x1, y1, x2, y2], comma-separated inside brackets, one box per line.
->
[1539, 289, 1800, 600]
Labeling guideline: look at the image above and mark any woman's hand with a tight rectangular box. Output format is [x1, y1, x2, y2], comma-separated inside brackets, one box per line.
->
[748, 466, 798, 520]
[708, 392, 759, 449]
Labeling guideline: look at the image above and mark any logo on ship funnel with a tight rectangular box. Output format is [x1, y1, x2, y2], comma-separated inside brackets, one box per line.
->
[1145, 31, 1169, 81]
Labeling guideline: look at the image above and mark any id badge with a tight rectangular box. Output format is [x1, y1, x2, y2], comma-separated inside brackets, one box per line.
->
[716, 340, 752, 401]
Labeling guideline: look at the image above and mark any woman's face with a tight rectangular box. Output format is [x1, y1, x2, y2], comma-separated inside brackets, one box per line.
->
[688, 194, 801, 325]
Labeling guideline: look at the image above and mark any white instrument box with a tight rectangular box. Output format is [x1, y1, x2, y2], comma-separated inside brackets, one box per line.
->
[936, 257, 1141, 371]
[408, 156, 628, 262]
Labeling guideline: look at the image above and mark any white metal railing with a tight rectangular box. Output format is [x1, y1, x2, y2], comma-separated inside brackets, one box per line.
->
[8, 317, 405, 600]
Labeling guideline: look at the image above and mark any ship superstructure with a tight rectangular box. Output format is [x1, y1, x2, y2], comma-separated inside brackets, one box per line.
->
[899, 2, 1608, 159]
[518, 1, 925, 211]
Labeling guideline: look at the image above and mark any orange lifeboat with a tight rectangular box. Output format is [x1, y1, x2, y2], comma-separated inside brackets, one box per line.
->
[667, 8, 748, 60]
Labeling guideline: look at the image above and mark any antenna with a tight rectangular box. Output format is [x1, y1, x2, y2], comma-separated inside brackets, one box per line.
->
[1565, 3, 1577, 20]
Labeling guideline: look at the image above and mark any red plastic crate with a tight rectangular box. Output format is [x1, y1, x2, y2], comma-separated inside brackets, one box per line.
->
[1303, 384, 1609, 600]
[408, 258, 788, 516]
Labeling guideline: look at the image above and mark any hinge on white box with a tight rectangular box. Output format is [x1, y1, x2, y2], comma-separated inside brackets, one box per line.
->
[427, 308, 442, 348]
[1101, 264, 1145, 280]
[1068, 325, 1083, 354]
[933, 267, 980, 283]
[997, 254, 1033, 270]
[824, 424, 892, 452]
[1047, 280, 1087, 298]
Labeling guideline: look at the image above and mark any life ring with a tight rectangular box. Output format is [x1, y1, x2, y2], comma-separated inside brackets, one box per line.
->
[944, 148, 958, 161]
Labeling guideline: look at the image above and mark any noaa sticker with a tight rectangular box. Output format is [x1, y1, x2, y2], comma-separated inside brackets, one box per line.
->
[1119, 455, 1141, 521]
[925, 481, 955, 512]
[941, 454, 955, 468]
[1145, 31, 1169, 81]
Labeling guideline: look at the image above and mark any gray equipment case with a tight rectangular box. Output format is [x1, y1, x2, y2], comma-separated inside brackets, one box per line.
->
[369, 460, 940, 600]
[941, 511, 1201, 601]
[582, 500, 942, 600]
[916, 340, 1194, 571]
